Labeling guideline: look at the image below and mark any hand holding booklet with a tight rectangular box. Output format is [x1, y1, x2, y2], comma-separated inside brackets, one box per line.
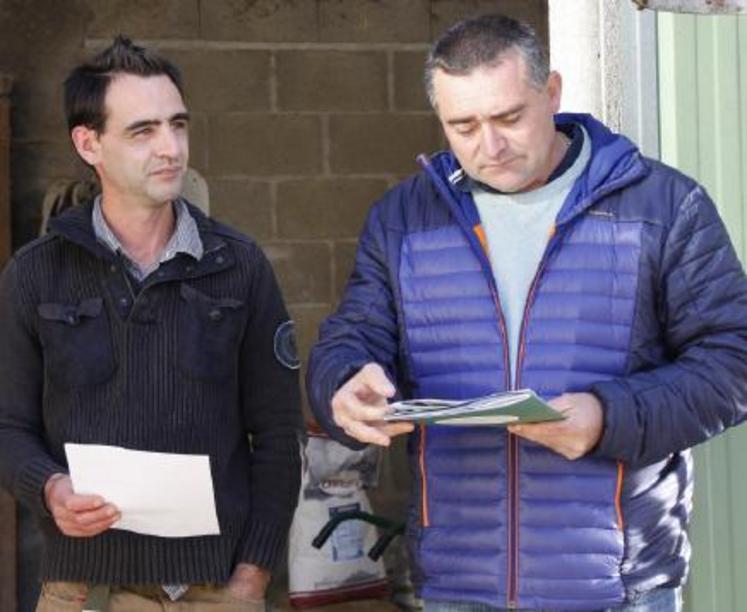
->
[383, 389, 564, 426]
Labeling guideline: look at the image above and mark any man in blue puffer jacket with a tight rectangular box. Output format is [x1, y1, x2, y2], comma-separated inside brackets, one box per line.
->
[307, 14, 747, 612]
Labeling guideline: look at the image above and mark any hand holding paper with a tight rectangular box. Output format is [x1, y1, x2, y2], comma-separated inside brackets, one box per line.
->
[65, 443, 220, 538]
[330, 363, 413, 446]
[44, 474, 120, 538]
[507, 392, 603, 460]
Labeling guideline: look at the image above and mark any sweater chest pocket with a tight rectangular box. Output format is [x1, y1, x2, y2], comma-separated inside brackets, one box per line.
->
[178, 284, 244, 381]
[37, 297, 116, 388]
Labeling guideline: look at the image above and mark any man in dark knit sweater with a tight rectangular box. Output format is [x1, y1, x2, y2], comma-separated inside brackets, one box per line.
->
[0, 37, 303, 610]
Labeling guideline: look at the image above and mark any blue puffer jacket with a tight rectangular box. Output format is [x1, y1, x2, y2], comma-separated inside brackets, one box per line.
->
[307, 114, 747, 609]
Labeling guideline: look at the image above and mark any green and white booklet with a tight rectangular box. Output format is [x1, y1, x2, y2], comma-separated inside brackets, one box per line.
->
[383, 389, 564, 426]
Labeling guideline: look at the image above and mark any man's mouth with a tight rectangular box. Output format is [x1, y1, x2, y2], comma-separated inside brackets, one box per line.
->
[481, 157, 518, 171]
[150, 167, 183, 177]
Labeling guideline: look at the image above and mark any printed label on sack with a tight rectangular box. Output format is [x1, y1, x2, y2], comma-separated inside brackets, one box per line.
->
[329, 502, 365, 561]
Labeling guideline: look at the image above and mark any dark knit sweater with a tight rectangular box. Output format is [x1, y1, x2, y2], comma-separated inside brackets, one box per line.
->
[0, 201, 303, 584]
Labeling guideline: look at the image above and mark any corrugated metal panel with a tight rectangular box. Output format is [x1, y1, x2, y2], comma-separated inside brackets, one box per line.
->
[658, 13, 747, 612]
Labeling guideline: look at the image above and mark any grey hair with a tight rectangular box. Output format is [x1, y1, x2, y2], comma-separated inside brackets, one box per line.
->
[424, 14, 550, 108]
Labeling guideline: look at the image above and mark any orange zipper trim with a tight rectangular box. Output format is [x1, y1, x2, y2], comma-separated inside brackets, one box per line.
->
[419, 423, 430, 527]
[473, 223, 488, 253]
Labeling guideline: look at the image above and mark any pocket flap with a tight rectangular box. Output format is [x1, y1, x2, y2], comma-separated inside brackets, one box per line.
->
[179, 283, 242, 310]
[38, 298, 104, 325]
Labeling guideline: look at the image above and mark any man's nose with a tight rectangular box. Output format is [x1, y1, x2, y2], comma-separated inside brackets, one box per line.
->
[156, 127, 182, 159]
[480, 124, 506, 158]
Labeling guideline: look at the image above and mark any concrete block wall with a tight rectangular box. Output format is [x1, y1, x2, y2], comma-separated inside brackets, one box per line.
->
[0, 0, 548, 418]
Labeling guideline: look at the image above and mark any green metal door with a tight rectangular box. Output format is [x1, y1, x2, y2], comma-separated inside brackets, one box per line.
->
[658, 12, 747, 611]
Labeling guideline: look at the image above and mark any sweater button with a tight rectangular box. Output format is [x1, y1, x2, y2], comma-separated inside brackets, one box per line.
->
[216, 255, 225, 264]
[109, 264, 117, 273]
[208, 308, 223, 322]
[119, 297, 129, 307]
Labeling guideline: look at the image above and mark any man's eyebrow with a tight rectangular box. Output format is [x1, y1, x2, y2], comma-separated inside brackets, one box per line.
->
[491, 103, 525, 119]
[125, 113, 190, 132]
[125, 119, 160, 133]
[446, 103, 526, 126]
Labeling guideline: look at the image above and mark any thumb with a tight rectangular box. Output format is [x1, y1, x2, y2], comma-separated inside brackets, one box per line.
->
[360, 363, 396, 399]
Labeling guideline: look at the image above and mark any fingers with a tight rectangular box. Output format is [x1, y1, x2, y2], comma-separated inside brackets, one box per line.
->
[334, 385, 390, 422]
[331, 363, 415, 445]
[45, 474, 120, 537]
[508, 421, 564, 445]
[547, 394, 575, 413]
[357, 363, 395, 399]
[331, 363, 402, 445]
[64, 493, 107, 512]
[379, 421, 415, 438]
[52, 502, 120, 537]
[339, 417, 395, 446]
[228, 563, 271, 600]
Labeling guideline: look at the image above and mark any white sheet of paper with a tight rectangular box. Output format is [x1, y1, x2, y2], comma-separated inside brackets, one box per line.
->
[64, 443, 220, 538]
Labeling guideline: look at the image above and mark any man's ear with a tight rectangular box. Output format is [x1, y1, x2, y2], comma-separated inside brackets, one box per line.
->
[547, 71, 562, 114]
[70, 126, 101, 166]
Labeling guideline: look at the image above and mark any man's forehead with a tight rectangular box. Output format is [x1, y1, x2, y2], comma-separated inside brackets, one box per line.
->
[434, 51, 529, 90]
[103, 73, 186, 125]
[433, 56, 533, 117]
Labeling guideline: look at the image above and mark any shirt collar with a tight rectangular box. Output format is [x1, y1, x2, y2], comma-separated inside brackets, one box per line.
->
[92, 196, 204, 280]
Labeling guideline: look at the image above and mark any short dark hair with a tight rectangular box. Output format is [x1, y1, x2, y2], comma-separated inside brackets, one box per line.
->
[425, 14, 549, 108]
[64, 35, 184, 133]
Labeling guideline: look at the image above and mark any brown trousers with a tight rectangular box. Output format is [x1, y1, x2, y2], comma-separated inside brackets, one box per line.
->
[36, 581, 266, 611]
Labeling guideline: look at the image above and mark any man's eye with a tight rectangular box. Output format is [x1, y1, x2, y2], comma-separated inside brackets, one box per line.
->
[454, 123, 476, 135]
[172, 120, 189, 130]
[133, 127, 153, 137]
[501, 114, 520, 125]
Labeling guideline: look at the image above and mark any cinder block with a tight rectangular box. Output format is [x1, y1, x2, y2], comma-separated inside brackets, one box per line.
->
[287, 303, 333, 421]
[10, 76, 70, 143]
[187, 113, 208, 175]
[319, 0, 430, 42]
[287, 303, 330, 366]
[12, 141, 86, 192]
[329, 113, 441, 175]
[201, 0, 318, 42]
[0, 3, 89, 142]
[276, 178, 385, 239]
[161, 50, 270, 113]
[394, 51, 430, 111]
[85, 0, 199, 39]
[208, 115, 322, 176]
[264, 242, 332, 304]
[333, 240, 359, 298]
[208, 178, 273, 241]
[276, 51, 387, 112]
[431, 1, 548, 44]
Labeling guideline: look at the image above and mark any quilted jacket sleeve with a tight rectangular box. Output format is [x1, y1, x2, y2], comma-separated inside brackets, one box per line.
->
[307, 202, 401, 449]
[592, 185, 747, 466]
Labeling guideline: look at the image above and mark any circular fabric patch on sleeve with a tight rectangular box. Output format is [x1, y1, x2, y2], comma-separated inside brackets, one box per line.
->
[274, 320, 301, 370]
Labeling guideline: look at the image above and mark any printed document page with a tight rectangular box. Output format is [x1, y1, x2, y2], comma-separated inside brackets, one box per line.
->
[65, 443, 220, 538]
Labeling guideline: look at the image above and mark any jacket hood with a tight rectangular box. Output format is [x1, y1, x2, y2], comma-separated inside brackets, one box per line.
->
[421, 113, 650, 225]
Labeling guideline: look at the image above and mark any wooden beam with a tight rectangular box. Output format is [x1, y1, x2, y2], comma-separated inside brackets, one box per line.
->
[0, 73, 16, 612]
